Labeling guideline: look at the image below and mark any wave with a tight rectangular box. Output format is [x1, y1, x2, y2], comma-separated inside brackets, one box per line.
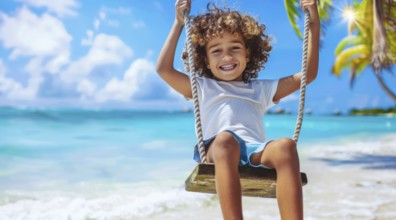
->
[0, 185, 215, 220]
[304, 133, 396, 161]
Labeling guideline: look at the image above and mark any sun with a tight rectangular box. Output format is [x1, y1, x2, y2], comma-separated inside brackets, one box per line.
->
[342, 6, 356, 23]
[332, 1, 357, 30]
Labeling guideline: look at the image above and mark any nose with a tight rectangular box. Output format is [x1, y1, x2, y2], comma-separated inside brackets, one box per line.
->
[222, 53, 232, 61]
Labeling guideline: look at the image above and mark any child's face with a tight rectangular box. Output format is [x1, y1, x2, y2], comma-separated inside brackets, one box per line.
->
[205, 32, 249, 81]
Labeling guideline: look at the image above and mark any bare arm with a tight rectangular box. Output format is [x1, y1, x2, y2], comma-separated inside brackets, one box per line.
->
[273, 0, 320, 103]
[156, 0, 192, 99]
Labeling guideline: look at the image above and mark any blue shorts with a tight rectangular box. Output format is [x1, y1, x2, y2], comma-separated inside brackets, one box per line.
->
[193, 130, 272, 168]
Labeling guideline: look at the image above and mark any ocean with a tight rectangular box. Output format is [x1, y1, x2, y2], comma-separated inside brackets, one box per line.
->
[0, 108, 395, 220]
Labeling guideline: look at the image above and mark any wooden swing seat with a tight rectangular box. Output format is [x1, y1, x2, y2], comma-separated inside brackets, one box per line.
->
[185, 163, 308, 198]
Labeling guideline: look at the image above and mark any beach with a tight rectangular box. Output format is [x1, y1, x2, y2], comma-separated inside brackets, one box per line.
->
[131, 134, 396, 220]
[301, 134, 396, 220]
[0, 109, 395, 219]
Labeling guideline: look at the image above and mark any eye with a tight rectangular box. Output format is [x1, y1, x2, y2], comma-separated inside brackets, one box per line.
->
[211, 49, 221, 54]
[232, 46, 240, 50]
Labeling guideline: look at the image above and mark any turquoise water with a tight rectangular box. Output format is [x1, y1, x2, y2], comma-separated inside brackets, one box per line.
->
[0, 109, 196, 189]
[0, 108, 394, 186]
[0, 108, 395, 219]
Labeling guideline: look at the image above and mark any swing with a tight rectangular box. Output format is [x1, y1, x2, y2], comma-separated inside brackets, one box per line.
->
[183, 6, 311, 198]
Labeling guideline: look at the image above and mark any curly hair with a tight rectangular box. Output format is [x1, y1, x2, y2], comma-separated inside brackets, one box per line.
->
[182, 3, 272, 83]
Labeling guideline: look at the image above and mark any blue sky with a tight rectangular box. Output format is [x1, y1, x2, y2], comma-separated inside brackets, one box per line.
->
[0, 0, 394, 114]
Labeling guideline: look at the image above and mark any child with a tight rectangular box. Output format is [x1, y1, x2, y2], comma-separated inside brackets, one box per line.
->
[157, 0, 319, 219]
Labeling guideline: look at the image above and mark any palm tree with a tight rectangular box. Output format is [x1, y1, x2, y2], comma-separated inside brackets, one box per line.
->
[334, 0, 396, 101]
[284, 0, 333, 39]
[284, 0, 396, 102]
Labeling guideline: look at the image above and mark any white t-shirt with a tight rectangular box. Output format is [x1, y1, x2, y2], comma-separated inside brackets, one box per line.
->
[195, 76, 279, 143]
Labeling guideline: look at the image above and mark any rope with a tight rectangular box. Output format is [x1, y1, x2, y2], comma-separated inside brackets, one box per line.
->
[293, 10, 310, 142]
[184, 13, 207, 163]
[183, 9, 311, 163]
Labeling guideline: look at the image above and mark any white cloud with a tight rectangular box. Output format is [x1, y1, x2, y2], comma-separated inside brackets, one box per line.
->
[99, 11, 106, 20]
[86, 34, 132, 64]
[16, 0, 79, 17]
[95, 58, 155, 102]
[25, 57, 44, 76]
[60, 33, 133, 83]
[0, 59, 22, 94]
[7, 73, 43, 100]
[77, 79, 97, 99]
[45, 51, 70, 74]
[81, 30, 94, 46]
[0, 7, 71, 60]
[0, 2, 184, 107]
[4, 57, 44, 100]
[124, 59, 156, 90]
[0, 7, 71, 100]
[94, 18, 101, 30]
[94, 58, 181, 103]
[0, 59, 6, 77]
[95, 77, 132, 102]
[94, 10, 120, 30]
[0, 76, 20, 94]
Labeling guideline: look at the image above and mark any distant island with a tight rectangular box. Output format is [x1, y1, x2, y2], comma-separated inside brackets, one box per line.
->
[265, 107, 396, 116]
[349, 107, 396, 116]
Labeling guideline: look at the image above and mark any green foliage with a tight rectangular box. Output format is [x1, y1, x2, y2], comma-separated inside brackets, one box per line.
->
[349, 107, 396, 115]
[283, 0, 332, 40]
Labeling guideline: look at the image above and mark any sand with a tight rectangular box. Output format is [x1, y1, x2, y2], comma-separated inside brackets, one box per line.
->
[153, 134, 396, 220]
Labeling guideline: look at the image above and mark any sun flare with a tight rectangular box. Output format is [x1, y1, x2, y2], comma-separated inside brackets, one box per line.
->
[342, 6, 356, 23]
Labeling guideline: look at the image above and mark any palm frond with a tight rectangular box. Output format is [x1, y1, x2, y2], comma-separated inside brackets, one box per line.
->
[350, 54, 370, 86]
[332, 44, 369, 76]
[284, 0, 303, 39]
[334, 36, 363, 56]
[284, 0, 333, 46]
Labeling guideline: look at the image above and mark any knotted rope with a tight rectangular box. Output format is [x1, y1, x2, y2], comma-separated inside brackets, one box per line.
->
[184, 13, 206, 163]
[293, 10, 310, 143]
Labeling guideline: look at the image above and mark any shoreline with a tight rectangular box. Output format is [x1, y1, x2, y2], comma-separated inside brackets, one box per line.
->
[0, 135, 395, 219]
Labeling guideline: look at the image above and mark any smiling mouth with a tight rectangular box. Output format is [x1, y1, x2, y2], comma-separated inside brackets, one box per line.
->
[219, 64, 237, 71]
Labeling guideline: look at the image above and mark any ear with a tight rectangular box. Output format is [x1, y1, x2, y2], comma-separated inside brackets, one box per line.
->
[205, 58, 210, 69]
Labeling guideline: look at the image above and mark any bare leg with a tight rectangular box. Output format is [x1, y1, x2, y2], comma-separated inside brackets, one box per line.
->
[251, 138, 303, 220]
[206, 131, 243, 220]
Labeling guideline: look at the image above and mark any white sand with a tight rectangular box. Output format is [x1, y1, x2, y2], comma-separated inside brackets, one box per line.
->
[135, 158, 396, 220]
[143, 134, 396, 220]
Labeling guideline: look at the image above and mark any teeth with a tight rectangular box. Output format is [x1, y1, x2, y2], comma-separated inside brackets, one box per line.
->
[221, 64, 235, 70]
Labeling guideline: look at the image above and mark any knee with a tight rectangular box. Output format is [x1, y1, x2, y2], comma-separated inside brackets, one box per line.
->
[211, 132, 240, 162]
[271, 138, 298, 167]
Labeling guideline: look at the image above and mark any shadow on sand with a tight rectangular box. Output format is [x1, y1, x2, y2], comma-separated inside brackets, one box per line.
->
[311, 154, 396, 170]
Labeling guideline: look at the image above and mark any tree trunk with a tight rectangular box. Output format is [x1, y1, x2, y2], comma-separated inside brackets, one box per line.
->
[371, 0, 389, 73]
[374, 73, 396, 102]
